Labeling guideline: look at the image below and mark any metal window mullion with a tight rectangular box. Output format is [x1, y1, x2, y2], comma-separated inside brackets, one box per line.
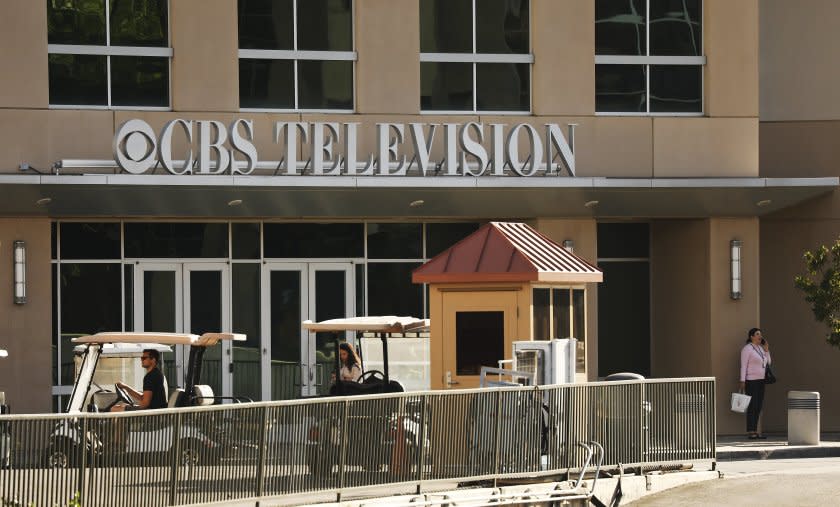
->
[472, 0, 477, 112]
[105, 0, 111, 46]
[646, 0, 650, 114]
[646, 63, 650, 114]
[107, 55, 113, 107]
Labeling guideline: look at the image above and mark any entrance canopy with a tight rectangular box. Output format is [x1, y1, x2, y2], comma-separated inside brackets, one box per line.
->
[0, 175, 836, 218]
[413, 222, 603, 284]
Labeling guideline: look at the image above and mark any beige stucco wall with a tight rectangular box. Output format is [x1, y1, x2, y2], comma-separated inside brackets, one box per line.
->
[704, 0, 759, 118]
[0, 219, 52, 414]
[760, 0, 840, 121]
[170, 0, 238, 112]
[356, 0, 419, 114]
[0, 0, 48, 108]
[653, 118, 758, 177]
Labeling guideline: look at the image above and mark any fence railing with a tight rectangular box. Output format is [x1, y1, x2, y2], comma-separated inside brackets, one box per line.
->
[0, 378, 715, 507]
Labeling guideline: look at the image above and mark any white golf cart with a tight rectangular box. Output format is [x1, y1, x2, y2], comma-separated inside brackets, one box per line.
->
[46, 332, 246, 468]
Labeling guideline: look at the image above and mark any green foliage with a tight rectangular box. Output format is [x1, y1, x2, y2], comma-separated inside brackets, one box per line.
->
[795, 238, 840, 347]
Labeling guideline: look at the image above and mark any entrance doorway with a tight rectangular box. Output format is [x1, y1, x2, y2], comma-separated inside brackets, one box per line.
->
[133, 262, 232, 397]
[261, 262, 355, 399]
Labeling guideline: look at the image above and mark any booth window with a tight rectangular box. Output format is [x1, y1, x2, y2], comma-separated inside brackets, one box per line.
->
[47, 0, 171, 108]
[595, 0, 704, 114]
[456, 311, 504, 375]
[532, 287, 586, 373]
[238, 0, 355, 110]
[420, 0, 531, 112]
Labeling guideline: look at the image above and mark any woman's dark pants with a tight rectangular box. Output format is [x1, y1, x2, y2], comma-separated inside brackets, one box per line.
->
[745, 379, 766, 433]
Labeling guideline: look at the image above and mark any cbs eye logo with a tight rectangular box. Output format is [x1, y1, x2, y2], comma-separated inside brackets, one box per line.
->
[112, 119, 258, 175]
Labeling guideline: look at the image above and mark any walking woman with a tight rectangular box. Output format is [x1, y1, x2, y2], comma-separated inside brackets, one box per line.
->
[739, 328, 771, 439]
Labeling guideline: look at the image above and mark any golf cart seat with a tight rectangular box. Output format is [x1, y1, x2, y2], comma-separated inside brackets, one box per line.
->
[193, 384, 215, 406]
[168, 388, 185, 408]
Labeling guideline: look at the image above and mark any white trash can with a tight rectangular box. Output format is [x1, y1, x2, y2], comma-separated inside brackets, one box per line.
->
[788, 391, 820, 445]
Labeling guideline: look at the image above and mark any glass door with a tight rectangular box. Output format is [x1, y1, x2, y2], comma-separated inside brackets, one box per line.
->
[262, 262, 354, 399]
[134, 262, 232, 398]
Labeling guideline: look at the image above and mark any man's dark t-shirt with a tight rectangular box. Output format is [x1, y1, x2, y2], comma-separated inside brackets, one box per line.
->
[143, 367, 167, 409]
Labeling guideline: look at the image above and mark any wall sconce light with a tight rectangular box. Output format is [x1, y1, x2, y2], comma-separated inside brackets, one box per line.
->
[562, 239, 574, 253]
[730, 239, 742, 300]
[13, 240, 26, 304]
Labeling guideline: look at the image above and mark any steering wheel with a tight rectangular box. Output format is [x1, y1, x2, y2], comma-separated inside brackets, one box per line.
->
[114, 383, 135, 406]
[357, 370, 385, 384]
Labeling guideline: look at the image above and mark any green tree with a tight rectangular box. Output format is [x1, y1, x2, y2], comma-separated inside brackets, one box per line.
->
[795, 238, 840, 347]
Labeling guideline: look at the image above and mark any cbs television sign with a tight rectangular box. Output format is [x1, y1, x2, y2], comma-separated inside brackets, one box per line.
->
[113, 119, 576, 177]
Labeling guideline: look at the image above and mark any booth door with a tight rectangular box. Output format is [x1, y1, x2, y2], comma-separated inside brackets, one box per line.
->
[440, 291, 519, 389]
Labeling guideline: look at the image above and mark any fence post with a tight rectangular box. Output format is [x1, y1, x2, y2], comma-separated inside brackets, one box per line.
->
[416, 394, 428, 493]
[77, 417, 88, 506]
[256, 406, 268, 499]
[337, 399, 350, 502]
[492, 390, 503, 487]
[168, 412, 183, 506]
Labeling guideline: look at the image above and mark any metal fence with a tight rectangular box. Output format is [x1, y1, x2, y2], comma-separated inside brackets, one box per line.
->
[0, 378, 715, 506]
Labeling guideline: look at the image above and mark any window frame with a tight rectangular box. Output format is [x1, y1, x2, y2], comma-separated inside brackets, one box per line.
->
[531, 285, 588, 340]
[47, 1, 173, 110]
[237, 0, 357, 113]
[419, 0, 534, 115]
[594, 0, 705, 116]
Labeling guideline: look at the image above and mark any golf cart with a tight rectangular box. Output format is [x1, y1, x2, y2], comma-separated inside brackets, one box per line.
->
[301, 317, 429, 477]
[46, 332, 246, 468]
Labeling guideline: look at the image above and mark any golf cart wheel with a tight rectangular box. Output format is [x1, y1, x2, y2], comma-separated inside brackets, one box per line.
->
[46, 439, 77, 469]
[306, 450, 332, 477]
[179, 439, 203, 466]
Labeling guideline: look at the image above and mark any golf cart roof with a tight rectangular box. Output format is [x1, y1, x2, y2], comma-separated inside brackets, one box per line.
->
[71, 332, 246, 347]
[72, 342, 172, 355]
[302, 316, 429, 333]
[0, 349, 7, 358]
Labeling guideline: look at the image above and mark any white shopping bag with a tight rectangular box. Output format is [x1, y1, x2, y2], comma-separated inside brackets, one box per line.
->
[731, 392, 751, 413]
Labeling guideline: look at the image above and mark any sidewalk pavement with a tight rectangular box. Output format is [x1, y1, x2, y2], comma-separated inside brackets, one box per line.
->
[716, 432, 840, 461]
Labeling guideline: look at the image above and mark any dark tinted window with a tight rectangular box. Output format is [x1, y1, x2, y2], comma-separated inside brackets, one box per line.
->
[124, 223, 229, 258]
[476, 0, 529, 54]
[456, 311, 504, 375]
[263, 223, 363, 258]
[124, 264, 133, 331]
[598, 261, 650, 377]
[553, 288, 571, 338]
[595, 0, 646, 55]
[298, 60, 353, 109]
[59, 223, 121, 259]
[60, 263, 122, 336]
[476, 63, 529, 111]
[426, 222, 480, 258]
[232, 223, 261, 259]
[110, 56, 169, 107]
[532, 288, 550, 340]
[367, 263, 423, 317]
[52, 264, 58, 384]
[420, 62, 472, 111]
[649, 0, 701, 56]
[297, 0, 353, 51]
[47, 0, 106, 45]
[48, 54, 107, 106]
[419, 0, 472, 53]
[650, 65, 702, 113]
[51, 222, 58, 259]
[239, 59, 295, 109]
[355, 263, 365, 316]
[595, 64, 646, 113]
[109, 0, 168, 47]
[597, 223, 650, 258]
[367, 224, 422, 259]
[238, 0, 294, 49]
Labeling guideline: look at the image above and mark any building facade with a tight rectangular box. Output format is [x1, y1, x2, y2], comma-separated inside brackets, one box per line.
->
[0, 0, 835, 435]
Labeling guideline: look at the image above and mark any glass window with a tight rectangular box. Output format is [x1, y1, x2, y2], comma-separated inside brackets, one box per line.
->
[232, 223, 261, 259]
[124, 223, 229, 258]
[597, 223, 649, 259]
[573, 289, 586, 373]
[233, 263, 261, 401]
[263, 223, 363, 258]
[420, 0, 531, 112]
[532, 288, 549, 340]
[59, 222, 121, 260]
[367, 263, 423, 317]
[238, 0, 354, 110]
[47, 0, 171, 107]
[426, 222, 481, 258]
[367, 223, 422, 259]
[595, 0, 703, 114]
[455, 311, 504, 375]
[552, 288, 571, 338]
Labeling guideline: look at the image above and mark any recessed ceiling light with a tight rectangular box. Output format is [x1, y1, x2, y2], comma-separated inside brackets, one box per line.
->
[227, 199, 243, 207]
[584, 200, 599, 208]
[36, 197, 52, 206]
[409, 199, 425, 208]
[756, 199, 772, 207]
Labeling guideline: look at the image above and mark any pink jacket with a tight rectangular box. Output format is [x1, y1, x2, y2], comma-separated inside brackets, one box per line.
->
[740, 343, 771, 382]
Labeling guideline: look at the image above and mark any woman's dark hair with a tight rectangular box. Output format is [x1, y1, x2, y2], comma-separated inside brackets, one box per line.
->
[143, 348, 161, 366]
[338, 342, 361, 368]
[746, 328, 762, 343]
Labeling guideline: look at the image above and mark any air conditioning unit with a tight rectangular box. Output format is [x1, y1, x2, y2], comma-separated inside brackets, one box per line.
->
[512, 339, 576, 385]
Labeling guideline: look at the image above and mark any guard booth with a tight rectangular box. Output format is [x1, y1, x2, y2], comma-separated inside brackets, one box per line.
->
[412, 222, 602, 390]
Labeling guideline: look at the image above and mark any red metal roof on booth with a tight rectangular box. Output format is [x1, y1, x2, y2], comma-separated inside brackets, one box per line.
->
[412, 222, 603, 284]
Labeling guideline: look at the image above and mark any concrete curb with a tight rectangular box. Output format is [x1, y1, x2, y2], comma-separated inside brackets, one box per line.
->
[717, 445, 840, 461]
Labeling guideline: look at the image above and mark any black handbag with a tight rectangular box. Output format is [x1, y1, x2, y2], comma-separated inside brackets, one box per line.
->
[765, 364, 777, 385]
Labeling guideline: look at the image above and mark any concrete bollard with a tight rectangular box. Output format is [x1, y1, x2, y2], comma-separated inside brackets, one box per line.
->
[788, 391, 820, 445]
